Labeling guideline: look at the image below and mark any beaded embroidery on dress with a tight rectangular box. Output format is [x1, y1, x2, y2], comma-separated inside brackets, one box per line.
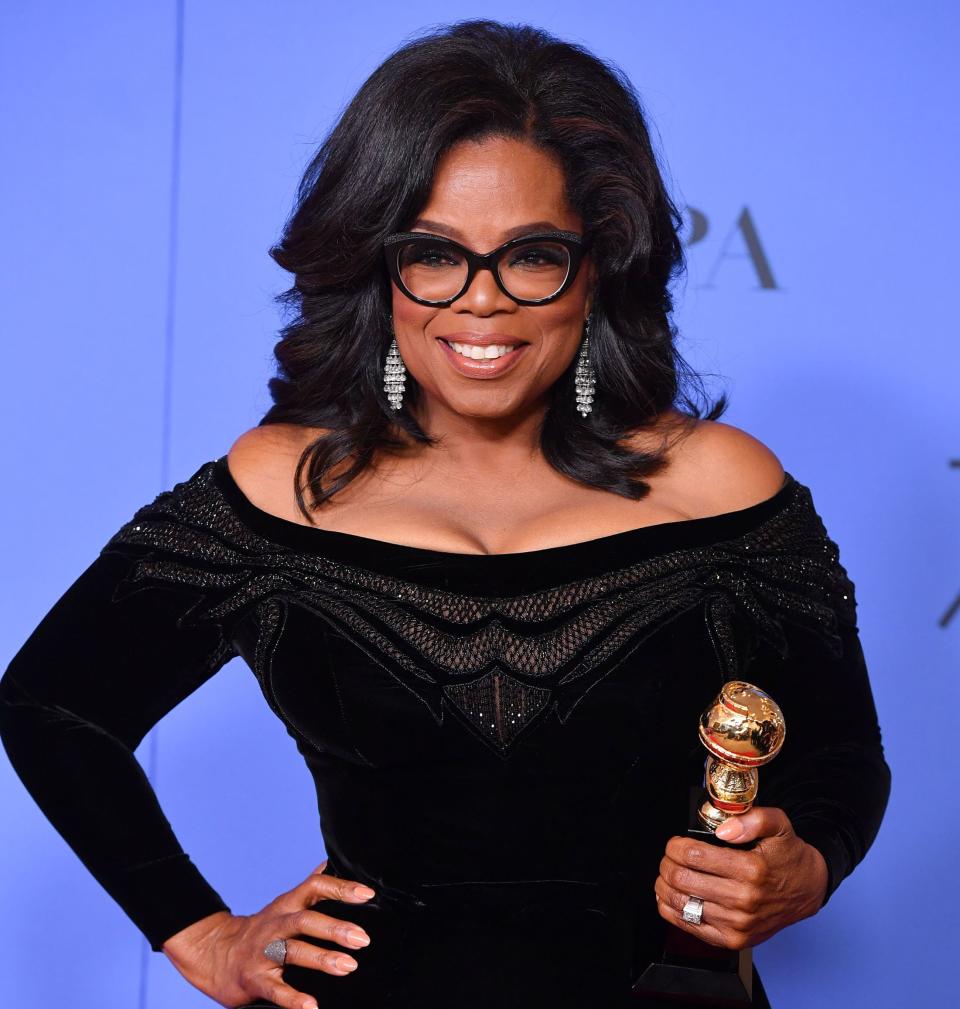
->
[99, 460, 857, 759]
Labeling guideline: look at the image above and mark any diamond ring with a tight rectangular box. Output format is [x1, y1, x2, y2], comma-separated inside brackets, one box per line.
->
[681, 895, 704, 925]
[264, 938, 287, 965]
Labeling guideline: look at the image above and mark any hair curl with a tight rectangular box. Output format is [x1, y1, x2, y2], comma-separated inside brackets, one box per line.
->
[261, 17, 728, 519]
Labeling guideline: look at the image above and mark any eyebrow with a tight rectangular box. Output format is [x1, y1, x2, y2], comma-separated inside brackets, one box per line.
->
[408, 219, 564, 243]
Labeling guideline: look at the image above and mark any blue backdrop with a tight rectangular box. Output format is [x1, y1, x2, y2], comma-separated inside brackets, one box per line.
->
[2, 3, 954, 1007]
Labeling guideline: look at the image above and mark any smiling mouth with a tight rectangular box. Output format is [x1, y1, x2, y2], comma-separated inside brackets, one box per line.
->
[438, 338, 527, 361]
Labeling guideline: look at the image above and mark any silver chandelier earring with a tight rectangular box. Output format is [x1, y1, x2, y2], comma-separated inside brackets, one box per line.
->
[575, 315, 596, 417]
[383, 315, 406, 411]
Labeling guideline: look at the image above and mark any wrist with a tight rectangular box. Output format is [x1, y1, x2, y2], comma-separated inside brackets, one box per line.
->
[803, 841, 830, 914]
[161, 909, 234, 963]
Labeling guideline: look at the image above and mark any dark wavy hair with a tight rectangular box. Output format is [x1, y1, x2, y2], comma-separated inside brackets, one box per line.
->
[261, 17, 728, 519]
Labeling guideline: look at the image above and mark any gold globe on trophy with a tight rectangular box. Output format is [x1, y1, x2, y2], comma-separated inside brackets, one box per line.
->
[697, 680, 786, 832]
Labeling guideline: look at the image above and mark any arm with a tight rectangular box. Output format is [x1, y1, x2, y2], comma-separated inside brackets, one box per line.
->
[0, 531, 237, 952]
[748, 612, 892, 910]
[658, 535, 891, 949]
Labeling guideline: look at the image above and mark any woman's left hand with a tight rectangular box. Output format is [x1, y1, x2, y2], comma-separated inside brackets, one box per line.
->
[654, 805, 829, 949]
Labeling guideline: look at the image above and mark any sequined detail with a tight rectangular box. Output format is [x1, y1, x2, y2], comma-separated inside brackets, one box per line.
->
[100, 461, 858, 758]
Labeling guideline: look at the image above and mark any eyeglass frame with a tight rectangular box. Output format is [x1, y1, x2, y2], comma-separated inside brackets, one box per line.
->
[382, 229, 590, 307]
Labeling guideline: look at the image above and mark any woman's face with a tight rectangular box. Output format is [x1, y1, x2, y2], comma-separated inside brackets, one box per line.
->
[389, 135, 596, 424]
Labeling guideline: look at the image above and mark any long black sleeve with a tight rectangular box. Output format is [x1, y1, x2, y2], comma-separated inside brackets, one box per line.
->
[0, 517, 238, 952]
[741, 567, 892, 910]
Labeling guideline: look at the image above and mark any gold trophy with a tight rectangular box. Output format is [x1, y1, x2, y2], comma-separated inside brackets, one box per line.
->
[632, 681, 786, 1008]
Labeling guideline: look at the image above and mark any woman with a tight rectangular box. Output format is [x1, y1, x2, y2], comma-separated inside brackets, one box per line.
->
[0, 18, 890, 1009]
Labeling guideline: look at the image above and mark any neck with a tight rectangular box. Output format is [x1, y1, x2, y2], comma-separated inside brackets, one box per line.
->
[408, 393, 549, 475]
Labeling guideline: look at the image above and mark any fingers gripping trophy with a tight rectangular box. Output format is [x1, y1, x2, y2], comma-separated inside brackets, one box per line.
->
[632, 681, 786, 1008]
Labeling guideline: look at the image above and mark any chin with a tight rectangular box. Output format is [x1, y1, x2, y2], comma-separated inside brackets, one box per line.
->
[437, 388, 525, 418]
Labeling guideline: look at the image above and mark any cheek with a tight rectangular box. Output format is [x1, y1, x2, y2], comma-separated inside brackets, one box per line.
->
[528, 306, 586, 369]
[391, 296, 438, 364]
[392, 292, 429, 328]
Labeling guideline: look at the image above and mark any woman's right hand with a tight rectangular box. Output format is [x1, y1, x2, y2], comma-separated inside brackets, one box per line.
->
[161, 859, 376, 1009]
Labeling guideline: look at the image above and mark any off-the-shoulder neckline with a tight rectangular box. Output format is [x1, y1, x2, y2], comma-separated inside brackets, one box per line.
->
[208, 454, 798, 565]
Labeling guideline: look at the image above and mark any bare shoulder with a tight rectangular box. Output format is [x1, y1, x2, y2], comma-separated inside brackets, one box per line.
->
[226, 423, 329, 519]
[227, 423, 313, 472]
[666, 417, 786, 516]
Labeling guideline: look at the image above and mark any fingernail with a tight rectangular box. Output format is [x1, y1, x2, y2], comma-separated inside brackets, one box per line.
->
[353, 885, 376, 899]
[717, 819, 743, 840]
[348, 930, 371, 946]
[337, 956, 358, 971]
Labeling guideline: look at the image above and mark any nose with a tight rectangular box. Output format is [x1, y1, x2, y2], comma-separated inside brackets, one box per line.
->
[451, 265, 516, 316]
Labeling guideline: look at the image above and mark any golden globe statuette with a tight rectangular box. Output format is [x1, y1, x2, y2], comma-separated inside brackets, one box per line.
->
[632, 681, 786, 1008]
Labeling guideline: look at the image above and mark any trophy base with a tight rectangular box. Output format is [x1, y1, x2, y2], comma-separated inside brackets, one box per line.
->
[631, 785, 767, 1007]
[630, 958, 771, 1008]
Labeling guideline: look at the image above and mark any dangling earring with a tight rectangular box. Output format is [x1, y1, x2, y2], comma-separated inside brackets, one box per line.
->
[575, 315, 596, 417]
[383, 315, 406, 411]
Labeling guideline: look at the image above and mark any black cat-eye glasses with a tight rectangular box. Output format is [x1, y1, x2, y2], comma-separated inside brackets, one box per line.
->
[383, 230, 589, 307]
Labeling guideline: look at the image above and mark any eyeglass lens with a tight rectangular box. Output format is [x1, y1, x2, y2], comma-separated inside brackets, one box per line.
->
[396, 238, 572, 303]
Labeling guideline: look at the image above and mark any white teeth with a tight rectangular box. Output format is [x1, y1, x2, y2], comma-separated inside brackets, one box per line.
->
[447, 341, 517, 360]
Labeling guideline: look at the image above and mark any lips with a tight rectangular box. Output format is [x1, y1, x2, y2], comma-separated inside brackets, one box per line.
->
[437, 335, 528, 348]
[436, 335, 530, 378]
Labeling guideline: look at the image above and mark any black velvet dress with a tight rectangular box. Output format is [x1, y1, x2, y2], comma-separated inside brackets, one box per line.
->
[0, 456, 891, 1008]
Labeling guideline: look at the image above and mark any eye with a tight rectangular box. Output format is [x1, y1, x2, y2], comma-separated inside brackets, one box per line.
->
[506, 244, 568, 269]
[400, 243, 463, 268]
